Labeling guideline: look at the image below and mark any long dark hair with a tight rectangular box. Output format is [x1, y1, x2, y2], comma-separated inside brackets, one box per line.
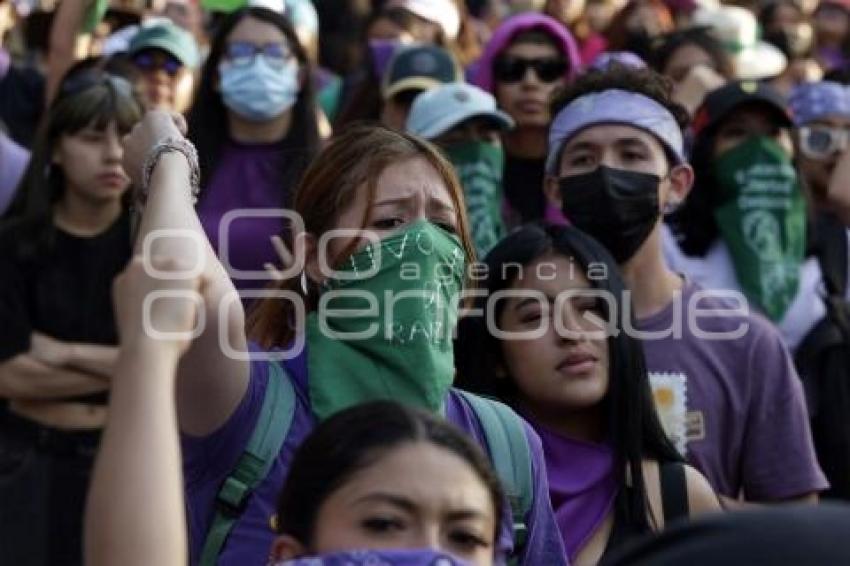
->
[0, 57, 143, 259]
[187, 7, 320, 207]
[275, 400, 505, 548]
[333, 6, 425, 129]
[454, 223, 683, 532]
[650, 27, 735, 81]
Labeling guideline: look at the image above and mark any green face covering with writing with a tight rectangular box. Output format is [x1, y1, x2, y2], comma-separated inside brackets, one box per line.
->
[713, 136, 806, 321]
[307, 220, 467, 421]
[444, 141, 507, 258]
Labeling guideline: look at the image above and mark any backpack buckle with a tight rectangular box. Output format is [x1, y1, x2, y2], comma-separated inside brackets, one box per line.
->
[217, 476, 251, 515]
[512, 521, 528, 551]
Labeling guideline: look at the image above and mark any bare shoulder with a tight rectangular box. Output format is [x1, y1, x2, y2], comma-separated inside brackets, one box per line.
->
[639, 459, 663, 528]
[683, 464, 723, 516]
[639, 460, 722, 529]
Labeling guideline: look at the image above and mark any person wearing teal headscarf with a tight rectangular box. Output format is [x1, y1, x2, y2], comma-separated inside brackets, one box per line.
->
[407, 82, 514, 258]
[668, 80, 817, 349]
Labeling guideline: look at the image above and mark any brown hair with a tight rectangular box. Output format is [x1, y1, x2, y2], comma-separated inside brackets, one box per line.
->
[604, 0, 674, 51]
[248, 123, 475, 348]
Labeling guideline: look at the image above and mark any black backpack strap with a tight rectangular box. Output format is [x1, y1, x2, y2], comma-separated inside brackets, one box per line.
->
[659, 461, 689, 525]
[813, 213, 849, 297]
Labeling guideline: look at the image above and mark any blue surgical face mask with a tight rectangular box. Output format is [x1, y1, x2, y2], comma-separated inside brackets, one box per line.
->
[273, 548, 472, 566]
[219, 56, 299, 122]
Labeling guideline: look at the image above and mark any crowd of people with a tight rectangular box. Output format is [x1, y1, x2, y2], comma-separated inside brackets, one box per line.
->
[1, 0, 850, 564]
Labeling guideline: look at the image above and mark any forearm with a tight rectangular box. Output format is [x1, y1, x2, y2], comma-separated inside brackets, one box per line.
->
[85, 343, 186, 566]
[46, 0, 89, 103]
[136, 155, 244, 348]
[65, 343, 118, 378]
[137, 152, 249, 435]
[0, 354, 108, 400]
[136, 153, 234, 298]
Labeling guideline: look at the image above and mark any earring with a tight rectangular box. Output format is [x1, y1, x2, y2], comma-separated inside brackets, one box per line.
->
[663, 198, 682, 215]
[300, 271, 309, 296]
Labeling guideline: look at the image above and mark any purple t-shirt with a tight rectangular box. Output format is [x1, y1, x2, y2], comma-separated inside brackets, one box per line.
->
[197, 141, 287, 296]
[637, 282, 827, 500]
[182, 346, 567, 566]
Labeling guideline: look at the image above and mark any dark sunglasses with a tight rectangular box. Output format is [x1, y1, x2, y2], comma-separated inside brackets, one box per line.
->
[223, 41, 293, 68]
[132, 51, 183, 76]
[493, 56, 568, 83]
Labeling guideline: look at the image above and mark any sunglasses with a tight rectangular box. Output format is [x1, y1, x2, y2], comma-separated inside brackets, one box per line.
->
[223, 41, 293, 69]
[133, 51, 183, 76]
[798, 125, 850, 160]
[493, 56, 568, 83]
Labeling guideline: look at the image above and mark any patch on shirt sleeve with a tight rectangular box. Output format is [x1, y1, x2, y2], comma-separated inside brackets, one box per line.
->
[649, 371, 688, 455]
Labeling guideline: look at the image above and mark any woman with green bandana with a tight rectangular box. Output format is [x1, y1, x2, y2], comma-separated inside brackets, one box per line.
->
[667, 80, 816, 351]
[119, 110, 567, 566]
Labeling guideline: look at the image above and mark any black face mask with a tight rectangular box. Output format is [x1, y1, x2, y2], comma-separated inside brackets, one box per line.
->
[559, 165, 661, 263]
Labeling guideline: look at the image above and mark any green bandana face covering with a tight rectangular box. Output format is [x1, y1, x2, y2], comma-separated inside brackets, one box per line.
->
[444, 141, 507, 258]
[713, 136, 807, 321]
[307, 220, 467, 421]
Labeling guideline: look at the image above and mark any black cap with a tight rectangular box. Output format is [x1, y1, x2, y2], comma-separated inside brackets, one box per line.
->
[381, 44, 461, 100]
[692, 80, 793, 137]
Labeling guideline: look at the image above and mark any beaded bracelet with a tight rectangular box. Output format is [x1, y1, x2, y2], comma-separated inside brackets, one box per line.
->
[139, 136, 201, 206]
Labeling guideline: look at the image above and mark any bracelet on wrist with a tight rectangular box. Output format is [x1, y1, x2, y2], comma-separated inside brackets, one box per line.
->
[139, 136, 201, 207]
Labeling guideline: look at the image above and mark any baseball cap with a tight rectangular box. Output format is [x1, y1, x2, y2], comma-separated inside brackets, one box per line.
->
[384, 0, 461, 40]
[381, 44, 462, 101]
[406, 83, 514, 140]
[789, 81, 850, 126]
[691, 6, 786, 80]
[692, 80, 792, 138]
[128, 19, 200, 68]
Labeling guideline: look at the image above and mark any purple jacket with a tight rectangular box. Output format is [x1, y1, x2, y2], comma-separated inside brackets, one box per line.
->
[472, 12, 582, 94]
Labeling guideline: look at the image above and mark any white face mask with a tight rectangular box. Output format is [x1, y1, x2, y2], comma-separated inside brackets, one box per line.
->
[219, 56, 299, 122]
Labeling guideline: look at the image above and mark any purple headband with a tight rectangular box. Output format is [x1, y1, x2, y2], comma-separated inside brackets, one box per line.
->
[789, 81, 850, 126]
[547, 89, 685, 173]
[590, 51, 647, 71]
